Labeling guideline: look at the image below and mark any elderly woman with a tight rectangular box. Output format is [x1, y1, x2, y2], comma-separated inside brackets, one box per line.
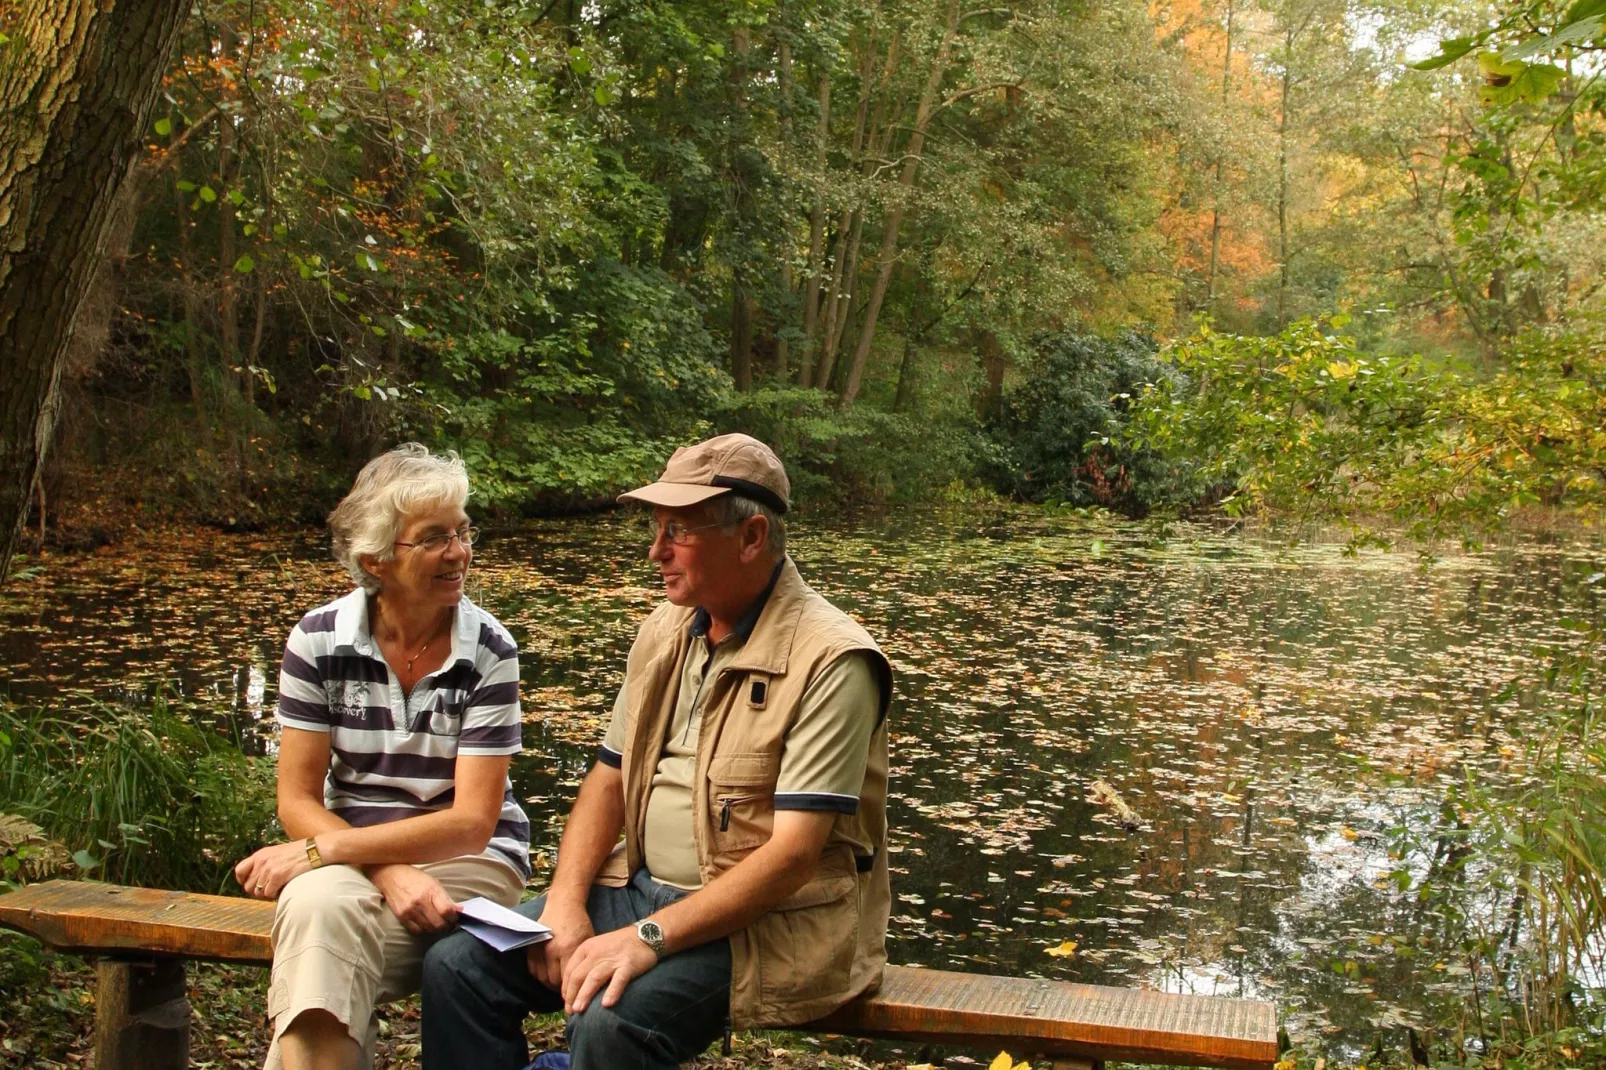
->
[234, 443, 530, 1070]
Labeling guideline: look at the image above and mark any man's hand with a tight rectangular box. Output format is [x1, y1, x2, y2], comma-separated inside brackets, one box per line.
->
[367, 863, 460, 934]
[528, 899, 594, 991]
[560, 925, 659, 1013]
[234, 840, 314, 900]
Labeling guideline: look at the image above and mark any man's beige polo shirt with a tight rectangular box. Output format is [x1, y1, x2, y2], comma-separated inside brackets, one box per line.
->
[598, 572, 880, 889]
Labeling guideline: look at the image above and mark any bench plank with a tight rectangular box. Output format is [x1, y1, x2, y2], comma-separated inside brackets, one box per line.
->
[0, 880, 1278, 1069]
[812, 967, 1278, 1069]
[0, 879, 272, 964]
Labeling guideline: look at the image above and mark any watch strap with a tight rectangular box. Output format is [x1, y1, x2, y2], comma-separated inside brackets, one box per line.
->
[304, 838, 324, 869]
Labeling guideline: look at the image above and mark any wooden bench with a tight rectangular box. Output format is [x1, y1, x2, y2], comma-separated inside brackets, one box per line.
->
[0, 880, 1279, 1070]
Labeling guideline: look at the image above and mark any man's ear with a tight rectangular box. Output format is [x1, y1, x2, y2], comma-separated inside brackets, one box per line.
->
[739, 514, 770, 562]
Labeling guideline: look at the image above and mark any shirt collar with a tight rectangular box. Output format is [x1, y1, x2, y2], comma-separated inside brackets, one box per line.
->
[332, 588, 374, 654]
[688, 558, 786, 645]
[333, 587, 472, 668]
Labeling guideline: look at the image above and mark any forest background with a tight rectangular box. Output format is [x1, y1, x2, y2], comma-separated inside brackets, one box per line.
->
[5, 0, 1601, 547]
[2, 0, 1606, 1066]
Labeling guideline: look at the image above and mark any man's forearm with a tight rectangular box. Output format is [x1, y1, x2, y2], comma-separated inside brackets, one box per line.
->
[546, 763, 627, 910]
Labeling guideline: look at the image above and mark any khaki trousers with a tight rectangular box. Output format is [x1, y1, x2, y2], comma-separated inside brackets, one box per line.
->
[265, 856, 524, 1070]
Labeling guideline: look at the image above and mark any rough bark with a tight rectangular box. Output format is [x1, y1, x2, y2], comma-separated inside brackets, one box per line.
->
[0, 0, 190, 581]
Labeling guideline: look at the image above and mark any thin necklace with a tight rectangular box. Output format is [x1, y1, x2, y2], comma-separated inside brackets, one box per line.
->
[380, 608, 450, 674]
[403, 628, 442, 673]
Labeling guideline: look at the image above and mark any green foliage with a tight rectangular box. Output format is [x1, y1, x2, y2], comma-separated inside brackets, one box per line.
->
[0, 697, 278, 893]
[1128, 318, 1441, 537]
[987, 331, 1194, 516]
[419, 260, 728, 509]
[718, 386, 980, 505]
[1128, 317, 1606, 546]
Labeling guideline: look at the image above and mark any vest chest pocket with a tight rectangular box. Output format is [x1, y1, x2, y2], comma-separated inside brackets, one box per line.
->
[708, 751, 779, 853]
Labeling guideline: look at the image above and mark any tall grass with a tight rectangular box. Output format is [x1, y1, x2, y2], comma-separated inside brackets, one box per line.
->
[1397, 621, 1606, 1067]
[0, 696, 278, 893]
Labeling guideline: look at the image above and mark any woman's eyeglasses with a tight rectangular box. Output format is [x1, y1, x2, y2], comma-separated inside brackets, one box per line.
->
[395, 527, 480, 554]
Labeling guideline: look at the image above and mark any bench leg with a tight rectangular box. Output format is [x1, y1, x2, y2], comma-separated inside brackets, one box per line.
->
[1051, 1061, 1103, 1070]
[95, 958, 190, 1070]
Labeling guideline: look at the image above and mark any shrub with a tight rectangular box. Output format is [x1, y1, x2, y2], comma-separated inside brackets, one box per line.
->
[987, 330, 1194, 515]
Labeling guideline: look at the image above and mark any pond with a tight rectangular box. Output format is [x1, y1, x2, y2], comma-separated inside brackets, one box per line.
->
[2, 508, 1601, 1060]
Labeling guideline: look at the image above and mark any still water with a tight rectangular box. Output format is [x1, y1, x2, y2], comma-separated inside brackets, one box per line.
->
[2, 509, 1600, 1057]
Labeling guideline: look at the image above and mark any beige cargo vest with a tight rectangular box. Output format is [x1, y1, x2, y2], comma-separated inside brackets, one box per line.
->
[600, 557, 893, 1027]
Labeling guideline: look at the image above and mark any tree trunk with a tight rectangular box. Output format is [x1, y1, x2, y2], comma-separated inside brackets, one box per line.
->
[174, 177, 208, 415]
[1205, 0, 1234, 307]
[1276, 25, 1292, 326]
[0, 0, 190, 582]
[893, 267, 925, 412]
[731, 277, 754, 391]
[803, 29, 882, 388]
[838, 0, 960, 406]
[773, 30, 797, 380]
[216, 26, 245, 404]
[797, 73, 831, 386]
[975, 327, 1005, 420]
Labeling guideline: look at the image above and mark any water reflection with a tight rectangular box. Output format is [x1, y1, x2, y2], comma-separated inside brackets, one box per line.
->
[1, 511, 1599, 1058]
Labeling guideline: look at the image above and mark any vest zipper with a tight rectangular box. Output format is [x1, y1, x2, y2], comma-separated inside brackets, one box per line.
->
[718, 794, 764, 832]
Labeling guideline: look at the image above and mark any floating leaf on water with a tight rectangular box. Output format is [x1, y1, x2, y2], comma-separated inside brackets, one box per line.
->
[1045, 940, 1079, 958]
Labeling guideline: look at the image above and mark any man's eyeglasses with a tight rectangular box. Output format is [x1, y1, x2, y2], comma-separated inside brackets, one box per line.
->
[647, 519, 727, 546]
[395, 527, 480, 554]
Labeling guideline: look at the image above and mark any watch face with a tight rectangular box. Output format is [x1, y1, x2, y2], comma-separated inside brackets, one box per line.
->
[639, 921, 663, 941]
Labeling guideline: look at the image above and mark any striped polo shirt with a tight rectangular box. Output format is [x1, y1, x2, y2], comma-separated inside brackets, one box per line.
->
[275, 589, 531, 879]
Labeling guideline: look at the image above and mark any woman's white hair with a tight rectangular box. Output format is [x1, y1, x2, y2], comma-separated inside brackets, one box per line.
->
[329, 443, 470, 592]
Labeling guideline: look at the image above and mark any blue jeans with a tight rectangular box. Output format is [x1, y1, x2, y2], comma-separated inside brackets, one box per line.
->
[421, 869, 732, 1070]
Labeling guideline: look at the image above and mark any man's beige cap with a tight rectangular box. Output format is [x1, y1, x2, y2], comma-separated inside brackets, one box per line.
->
[618, 433, 791, 514]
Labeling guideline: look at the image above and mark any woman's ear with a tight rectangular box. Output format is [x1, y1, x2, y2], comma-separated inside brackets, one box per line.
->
[358, 553, 385, 583]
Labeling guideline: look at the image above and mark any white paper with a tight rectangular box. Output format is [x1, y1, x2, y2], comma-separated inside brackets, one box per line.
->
[455, 896, 552, 952]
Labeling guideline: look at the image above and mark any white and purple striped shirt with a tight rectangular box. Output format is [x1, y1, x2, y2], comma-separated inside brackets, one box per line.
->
[275, 589, 531, 879]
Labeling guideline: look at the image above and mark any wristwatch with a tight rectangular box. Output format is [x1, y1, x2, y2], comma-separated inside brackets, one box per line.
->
[635, 919, 666, 960]
[304, 838, 324, 869]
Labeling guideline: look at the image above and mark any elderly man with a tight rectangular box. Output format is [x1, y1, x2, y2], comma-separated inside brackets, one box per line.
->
[421, 433, 892, 1069]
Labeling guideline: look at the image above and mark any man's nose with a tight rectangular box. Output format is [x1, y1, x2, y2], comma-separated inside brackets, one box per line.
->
[647, 532, 670, 562]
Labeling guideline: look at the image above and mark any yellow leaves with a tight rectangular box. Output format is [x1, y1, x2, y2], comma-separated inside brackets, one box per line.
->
[988, 1053, 1030, 1070]
[1275, 1058, 1298, 1070]
[1340, 826, 1359, 841]
[1326, 360, 1357, 380]
[1044, 940, 1079, 958]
